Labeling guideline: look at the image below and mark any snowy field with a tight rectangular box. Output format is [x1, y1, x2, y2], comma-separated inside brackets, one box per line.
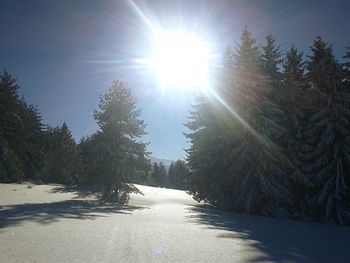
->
[1, 183, 350, 262]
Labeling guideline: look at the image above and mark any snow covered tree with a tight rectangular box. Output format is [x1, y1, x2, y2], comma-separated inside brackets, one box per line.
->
[225, 29, 292, 216]
[302, 38, 350, 224]
[281, 46, 313, 216]
[261, 34, 292, 180]
[187, 29, 292, 216]
[186, 92, 234, 205]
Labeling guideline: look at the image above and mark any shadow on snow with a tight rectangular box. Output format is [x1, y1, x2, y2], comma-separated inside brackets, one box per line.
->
[0, 199, 149, 229]
[186, 205, 350, 263]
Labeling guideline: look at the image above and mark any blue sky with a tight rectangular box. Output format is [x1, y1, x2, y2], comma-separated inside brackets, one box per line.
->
[0, 0, 349, 160]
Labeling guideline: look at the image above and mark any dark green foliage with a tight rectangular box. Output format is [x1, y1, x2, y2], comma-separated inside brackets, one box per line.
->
[41, 123, 79, 184]
[300, 38, 350, 224]
[233, 26, 261, 69]
[343, 46, 350, 86]
[17, 100, 44, 180]
[281, 47, 312, 216]
[0, 71, 43, 182]
[147, 162, 167, 187]
[81, 80, 149, 200]
[0, 72, 149, 197]
[262, 34, 283, 80]
[168, 160, 190, 190]
[186, 30, 350, 224]
[187, 29, 291, 215]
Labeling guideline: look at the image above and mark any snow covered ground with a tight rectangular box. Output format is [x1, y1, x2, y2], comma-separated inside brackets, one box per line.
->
[1, 183, 350, 262]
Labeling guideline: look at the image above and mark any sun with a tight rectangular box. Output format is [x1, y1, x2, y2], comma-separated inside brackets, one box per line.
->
[151, 30, 210, 90]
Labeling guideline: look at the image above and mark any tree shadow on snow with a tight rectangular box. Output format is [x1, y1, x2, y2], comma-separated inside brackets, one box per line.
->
[186, 205, 350, 263]
[0, 199, 149, 229]
[48, 185, 99, 198]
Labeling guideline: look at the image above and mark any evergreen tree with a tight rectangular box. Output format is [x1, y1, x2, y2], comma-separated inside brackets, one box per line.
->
[0, 71, 26, 182]
[233, 26, 261, 69]
[150, 162, 160, 186]
[229, 30, 291, 215]
[261, 35, 292, 190]
[187, 29, 292, 215]
[78, 133, 107, 188]
[186, 89, 236, 206]
[157, 162, 167, 187]
[149, 162, 167, 187]
[0, 71, 45, 182]
[168, 160, 190, 190]
[284, 46, 305, 83]
[92, 80, 148, 200]
[262, 34, 283, 80]
[42, 123, 79, 184]
[18, 99, 44, 179]
[343, 46, 350, 85]
[282, 46, 312, 216]
[302, 37, 350, 224]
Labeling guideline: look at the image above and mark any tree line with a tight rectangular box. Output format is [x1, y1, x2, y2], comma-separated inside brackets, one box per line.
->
[144, 160, 190, 190]
[186, 27, 350, 225]
[0, 75, 189, 201]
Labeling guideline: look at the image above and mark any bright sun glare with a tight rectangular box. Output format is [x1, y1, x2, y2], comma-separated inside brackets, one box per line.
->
[152, 31, 210, 90]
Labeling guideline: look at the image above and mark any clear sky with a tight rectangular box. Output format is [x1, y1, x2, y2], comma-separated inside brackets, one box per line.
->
[1, 0, 349, 160]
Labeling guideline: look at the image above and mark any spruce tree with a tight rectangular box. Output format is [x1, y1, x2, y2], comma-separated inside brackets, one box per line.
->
[168, 160, 190, 190]
[158, 162, 167, 187]
[282, 46, 312, 216]
[303, 37, 350, 224]
[0, 71, 24, 182]
[343, 46, 350, 85]
[92, 80, 148, 200]
[228, 29, 292, 216]
[150, 162, 160, 186]
[186, 90, 235, 206]
[18, 99, 44, 180]
[262, 34, 283, 81]
[42, 123, 79, 184]
[187, 29, 292, 215]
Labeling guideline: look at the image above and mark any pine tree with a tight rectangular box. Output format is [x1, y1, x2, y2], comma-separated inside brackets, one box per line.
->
[281, 46, 312, 217]
[148, 162, 167, 187]
[187, 29, 292, 215]
[0, 71, 24, 182]
[303, 37, 350, 224]
[185, 91, 236, 206]
[92, 80, 148, 200]
[150, 162, 160, 186]
[42, 123, 79, 184]
[261, 35, 293, 191]
[262, 34, 283, 80]
[78, 133, 106, 188]
[227, 30, 292, 216]
[157, 162, 167, 187]
[233, 26, 261, 69]
[18, 99, 44, 180]
[168, 160, 190, 190]
[343, 46, 350, 85]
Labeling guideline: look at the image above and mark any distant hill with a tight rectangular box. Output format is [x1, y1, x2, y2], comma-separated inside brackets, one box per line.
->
[149, 156, 174, 168]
